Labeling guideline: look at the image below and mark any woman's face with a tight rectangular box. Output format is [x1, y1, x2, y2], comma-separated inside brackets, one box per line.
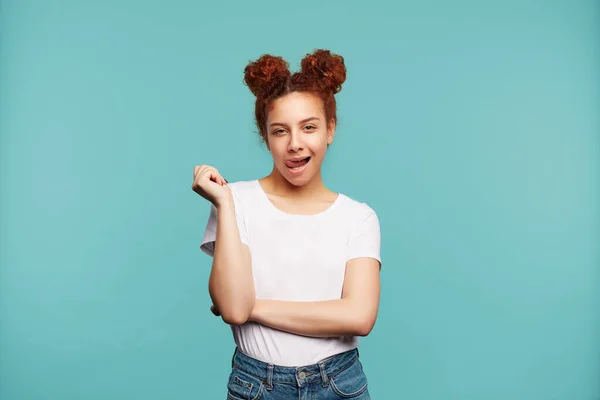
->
[264, 91, 335, 187]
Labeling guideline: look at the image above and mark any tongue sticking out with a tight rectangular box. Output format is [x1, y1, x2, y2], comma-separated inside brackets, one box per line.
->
[286, 158, 310, 168]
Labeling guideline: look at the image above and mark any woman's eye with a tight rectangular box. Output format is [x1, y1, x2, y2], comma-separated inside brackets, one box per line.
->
[305, 125, 316, 131]
[274, 129, 285, 134]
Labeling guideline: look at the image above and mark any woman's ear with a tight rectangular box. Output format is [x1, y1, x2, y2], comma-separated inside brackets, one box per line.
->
[327, 118, 336, 145]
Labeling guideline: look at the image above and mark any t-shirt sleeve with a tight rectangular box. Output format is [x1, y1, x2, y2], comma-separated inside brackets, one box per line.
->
[346, 209, 382, 267]
[200, 191, 249, 257]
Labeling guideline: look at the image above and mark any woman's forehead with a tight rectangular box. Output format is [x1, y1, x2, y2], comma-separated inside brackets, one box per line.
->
[268, 92, 324, 122]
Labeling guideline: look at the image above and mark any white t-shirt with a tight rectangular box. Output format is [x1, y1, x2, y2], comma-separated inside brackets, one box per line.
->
[200, 180, 381, 367]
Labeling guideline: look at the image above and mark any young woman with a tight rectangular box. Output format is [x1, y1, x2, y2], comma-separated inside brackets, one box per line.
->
[192, 49, 381, 400]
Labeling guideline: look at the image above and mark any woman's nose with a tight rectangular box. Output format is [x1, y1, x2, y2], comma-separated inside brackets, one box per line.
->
[288, 131, 303, 152]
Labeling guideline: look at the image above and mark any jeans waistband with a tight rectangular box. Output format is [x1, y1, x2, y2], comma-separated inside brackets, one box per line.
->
[231, 347, 360, 388]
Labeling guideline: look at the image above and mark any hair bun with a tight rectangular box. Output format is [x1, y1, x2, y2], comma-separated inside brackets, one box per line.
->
[243, 54, 291, 98]
[300, 49, 347, 94]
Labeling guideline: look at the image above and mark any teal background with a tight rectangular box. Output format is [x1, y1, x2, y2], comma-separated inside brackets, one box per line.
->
[1, 0, 598, 399]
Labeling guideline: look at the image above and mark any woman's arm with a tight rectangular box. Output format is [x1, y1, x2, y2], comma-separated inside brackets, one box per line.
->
[209, 196, 255, 326]
[248, 257, 380, 337]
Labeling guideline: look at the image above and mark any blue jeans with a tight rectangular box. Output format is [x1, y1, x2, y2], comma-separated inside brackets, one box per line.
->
[226, 347, 371, 400]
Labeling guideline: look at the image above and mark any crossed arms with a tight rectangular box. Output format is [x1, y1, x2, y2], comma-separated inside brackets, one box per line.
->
[208, 198, 381, 338]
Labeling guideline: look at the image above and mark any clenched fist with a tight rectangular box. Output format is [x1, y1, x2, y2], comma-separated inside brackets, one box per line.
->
[191, 165, 232, 207]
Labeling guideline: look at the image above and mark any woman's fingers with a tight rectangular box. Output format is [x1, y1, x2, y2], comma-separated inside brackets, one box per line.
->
[192, 164, 228, 186]
[207, 170, 227, 186]
[191, 164, 231, 205]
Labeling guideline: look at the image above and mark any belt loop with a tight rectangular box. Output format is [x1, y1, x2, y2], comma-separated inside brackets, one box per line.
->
[266, 364, 274, 391]
[231, 347, 238, 368]
[356, 347, 360, 359]
[318, 361, 329, 388]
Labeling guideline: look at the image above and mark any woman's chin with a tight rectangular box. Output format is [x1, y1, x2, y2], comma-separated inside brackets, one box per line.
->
[282, 170, 312, 186]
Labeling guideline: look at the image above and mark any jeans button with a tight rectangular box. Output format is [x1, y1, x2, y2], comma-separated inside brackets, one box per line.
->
[298, 371, 306, 380]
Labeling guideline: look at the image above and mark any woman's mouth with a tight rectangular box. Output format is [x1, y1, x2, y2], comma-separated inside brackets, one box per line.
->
[285, 157, 311, 174]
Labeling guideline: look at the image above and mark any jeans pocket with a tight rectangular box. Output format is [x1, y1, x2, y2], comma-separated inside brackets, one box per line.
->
[226, 368, 264, 400]
[329, 359, 369, 399]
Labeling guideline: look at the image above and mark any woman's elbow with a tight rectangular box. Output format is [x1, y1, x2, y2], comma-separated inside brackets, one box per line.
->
[354, 315, 377, 337]
[221, 311, 249, 326]
[219, 301, 254, 326]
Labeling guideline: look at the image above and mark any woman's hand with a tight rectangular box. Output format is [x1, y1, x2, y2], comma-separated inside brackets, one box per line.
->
[192, 164, 232, 207]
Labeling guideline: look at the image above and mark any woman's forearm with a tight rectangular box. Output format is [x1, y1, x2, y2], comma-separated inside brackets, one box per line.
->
[208, 196, 255, 325]
[249, 299, 376, 338]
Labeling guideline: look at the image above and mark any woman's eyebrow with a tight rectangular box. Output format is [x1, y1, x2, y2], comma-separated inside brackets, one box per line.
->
[269, 117, 320, 127]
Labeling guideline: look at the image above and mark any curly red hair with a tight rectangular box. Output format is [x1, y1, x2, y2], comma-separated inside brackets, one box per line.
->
[243, 49, 347, 143]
